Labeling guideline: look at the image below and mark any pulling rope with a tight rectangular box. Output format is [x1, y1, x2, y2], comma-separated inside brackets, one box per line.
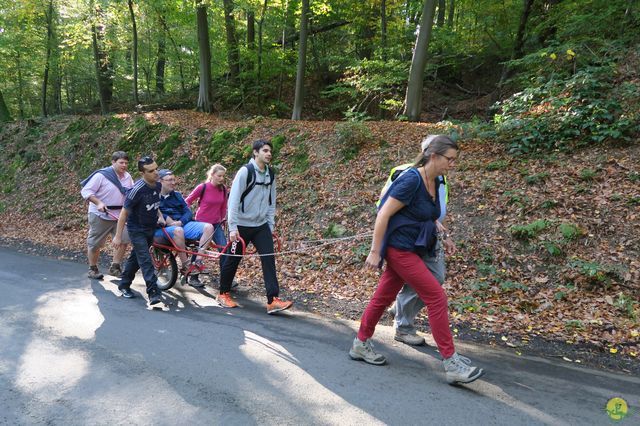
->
[105, 208, 373, 259]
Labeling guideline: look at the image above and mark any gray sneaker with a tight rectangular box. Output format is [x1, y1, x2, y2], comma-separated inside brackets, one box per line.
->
[394, 330, 426, 346]
[88, 267, 103, 280]
[109, 263, 123, 278]
[443, 353, 484, 384]
[349, 337, 387, 365]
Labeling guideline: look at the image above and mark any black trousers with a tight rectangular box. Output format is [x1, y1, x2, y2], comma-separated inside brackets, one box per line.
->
[220, 223, 279, 302]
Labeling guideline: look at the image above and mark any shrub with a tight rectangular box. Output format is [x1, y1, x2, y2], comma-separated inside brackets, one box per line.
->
[510, 219, 549, 240]
[493, 66, 640, 154]
[335, 121, 372, 161]
[559, 223, 584, 241]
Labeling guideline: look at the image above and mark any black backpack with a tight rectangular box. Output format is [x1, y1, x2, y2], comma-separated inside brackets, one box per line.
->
[239, 162, 275, 212]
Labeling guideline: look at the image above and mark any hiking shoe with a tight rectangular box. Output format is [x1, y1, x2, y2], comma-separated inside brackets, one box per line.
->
[148, 291, 162, 305]
[188, 274, 205, 288]
[120, 288, 135, 299]
[443, 353, 484, 385]
[217, 293, 238, 308]
[88, 267, 103, 280]
[266, 297, 293, 314]
[109, 263, 123, 278]
[349, 337, 387, 365]
[394, 330, 426, 346]
[387, 302, 396, 318]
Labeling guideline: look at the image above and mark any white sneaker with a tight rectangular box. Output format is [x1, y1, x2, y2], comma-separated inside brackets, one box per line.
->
[349, 337, 387, 365]
[443, 353, 484, 384]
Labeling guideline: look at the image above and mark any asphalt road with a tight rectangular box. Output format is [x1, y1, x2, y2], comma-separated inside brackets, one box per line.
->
[1, 247, 638, 425]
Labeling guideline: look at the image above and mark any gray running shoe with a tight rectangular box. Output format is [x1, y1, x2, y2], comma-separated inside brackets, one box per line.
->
[349, 337, 387, 365]
[443, 353, 484, 384]
[394, 330, 426, 346]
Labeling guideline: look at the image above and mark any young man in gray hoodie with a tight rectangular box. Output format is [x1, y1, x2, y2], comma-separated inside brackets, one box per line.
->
[217, 139, 293, 314]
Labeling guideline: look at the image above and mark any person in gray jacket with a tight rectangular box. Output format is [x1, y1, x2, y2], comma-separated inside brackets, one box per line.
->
[216, 139, 293, 314]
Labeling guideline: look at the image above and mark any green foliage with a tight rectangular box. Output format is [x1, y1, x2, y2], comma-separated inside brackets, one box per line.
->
[524, 172, 549, 185]
[450, 295, 479, 314]
[485, 160, 509, 171]
[499, 280, 528, 292]
[579, 168, 597, 181]
[559, 223, 584, 241]
[542, 241, 563, 257]
[503, 190, 529, 207]
[540, 199, 558, 209]
[510, 219, 549, 240]
[324, 222, 347, 238]
[567, 258, 620, 286]
[494, 66, 640, 154]
[173, 157, 194, 175]
[322, 59, 408, 117]
[289, 143, 310, 174]
[206, 127, 253, 171]
[334, 121, 372, 161]
[564, 320, 585, 331]
[614, 293, 638, 320]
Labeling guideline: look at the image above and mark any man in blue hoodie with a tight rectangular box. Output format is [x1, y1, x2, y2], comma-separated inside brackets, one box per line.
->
[216, 139, 293, 314]
[154, 169, 214, 288]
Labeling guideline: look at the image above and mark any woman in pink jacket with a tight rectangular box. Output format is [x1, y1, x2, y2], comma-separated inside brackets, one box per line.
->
[185, 164, 229, 265]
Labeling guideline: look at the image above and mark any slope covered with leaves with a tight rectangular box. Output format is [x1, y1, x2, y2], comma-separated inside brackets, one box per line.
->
[0, 111, 638, 372]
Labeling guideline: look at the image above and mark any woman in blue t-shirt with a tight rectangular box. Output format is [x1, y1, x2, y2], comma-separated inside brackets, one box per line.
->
[348, 136, 484, 385]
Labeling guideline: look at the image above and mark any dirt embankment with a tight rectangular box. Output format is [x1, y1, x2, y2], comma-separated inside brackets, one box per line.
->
[0, 111, 638, 374]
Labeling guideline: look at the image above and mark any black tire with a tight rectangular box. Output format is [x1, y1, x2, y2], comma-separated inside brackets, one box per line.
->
[150, 246, 178, 291]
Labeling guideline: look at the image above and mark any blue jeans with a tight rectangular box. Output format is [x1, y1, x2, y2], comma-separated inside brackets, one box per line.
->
[212, 223, 227, 269]
[119, 227, 159, 296]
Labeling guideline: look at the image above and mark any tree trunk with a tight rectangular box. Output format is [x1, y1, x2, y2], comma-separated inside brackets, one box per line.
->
[41, 0, 54, 117]
[91, 0, 112, 114]
[128, 0, 139, 105]
[196, 0, 213, 113]
[403, 0, 437, 122]
[291, 0, 309, 120]
[223, 0, 240, 82]
[447, 0, 455, 27]
[257, 0, 268, 90]
[0, 90, 12, 122]
[499, 0, 535, 88]
[437, 0, 445, 26]
[247, 10, 255, 50]
[381, 0, 387, 59]
[156, 21, 166, 95]
[155, 10, 186, 94]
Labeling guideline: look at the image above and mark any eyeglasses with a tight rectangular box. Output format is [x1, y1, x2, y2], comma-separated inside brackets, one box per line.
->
[439, 153, 457, 164]
[139, 155, 153, 164]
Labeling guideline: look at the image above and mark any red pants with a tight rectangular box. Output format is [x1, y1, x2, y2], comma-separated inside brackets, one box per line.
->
[357, 247, 455, 359]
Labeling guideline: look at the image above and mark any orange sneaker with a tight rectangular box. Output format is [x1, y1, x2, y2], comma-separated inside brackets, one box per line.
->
[217, 292, 238, 308]
[266, 297, 293, 314]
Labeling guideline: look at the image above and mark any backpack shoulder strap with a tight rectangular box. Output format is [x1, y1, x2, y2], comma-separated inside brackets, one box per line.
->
[199, 182, 207, 199]
[240, 163, 256, 213]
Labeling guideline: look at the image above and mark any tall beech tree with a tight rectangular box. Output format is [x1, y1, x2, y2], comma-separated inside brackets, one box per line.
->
[41, 0, 54, 116]
[196, 0, 213, 112]
[127, 0, 139, 104]
[90, 0, 113, 114]
[0, 90, 11, 122]
[404, 0, 437, 121]
[222, 0, 240, 81]
[291, 0, 309, 120]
